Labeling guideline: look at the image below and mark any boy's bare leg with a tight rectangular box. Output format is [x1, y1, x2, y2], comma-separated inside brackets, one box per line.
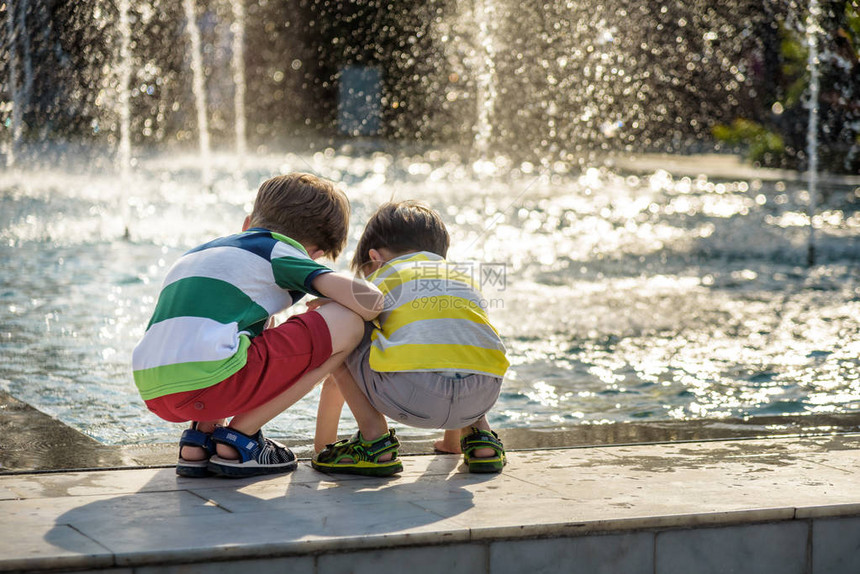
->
[314, 376, 345, 453]
[434, 416, 496, 458]
[327, 363, 394, 462]
[180, 419, 226, 461]
[217, 303, 365, 460]
[434, 430, 462, 454]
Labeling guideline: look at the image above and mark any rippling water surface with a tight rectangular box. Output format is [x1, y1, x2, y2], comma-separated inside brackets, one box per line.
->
[1, 149, 858, 445]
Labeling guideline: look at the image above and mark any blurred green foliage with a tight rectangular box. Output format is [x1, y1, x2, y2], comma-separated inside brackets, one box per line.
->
[714, 1, 860, 173]
[713, 118, 785, 164]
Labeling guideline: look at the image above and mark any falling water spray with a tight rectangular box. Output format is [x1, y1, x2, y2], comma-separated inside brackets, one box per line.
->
[117, 0, 133, 238]
[805, 0, 821, 267]
[472, 0, 498, 162]
[17, 0, 32, 112]
[183, 0, 212, 188]
[5, 2, 22, 167]
[117, 0, 132, 179]
[231, 0, 247, 164]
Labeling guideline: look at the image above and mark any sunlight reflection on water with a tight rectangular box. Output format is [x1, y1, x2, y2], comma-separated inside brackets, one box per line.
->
[1, 150, 858, 444]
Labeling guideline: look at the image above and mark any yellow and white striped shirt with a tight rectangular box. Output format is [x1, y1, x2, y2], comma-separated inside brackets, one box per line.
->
[367, 252, 509, 377]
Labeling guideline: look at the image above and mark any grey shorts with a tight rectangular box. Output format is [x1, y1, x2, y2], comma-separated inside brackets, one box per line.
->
[344, 327, 503, 430]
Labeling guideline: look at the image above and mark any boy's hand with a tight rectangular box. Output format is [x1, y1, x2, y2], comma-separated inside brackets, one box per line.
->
[311, 272, 384, 321]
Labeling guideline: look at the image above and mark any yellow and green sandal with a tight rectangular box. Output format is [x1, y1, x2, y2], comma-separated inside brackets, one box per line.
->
[312, 429, 403, 477]
[460, 428, 506, 473]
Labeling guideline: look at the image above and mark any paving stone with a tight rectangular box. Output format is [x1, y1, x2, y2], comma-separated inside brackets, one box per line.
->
[0, 521, 113, 572]
[68, 505, 469, 567]
[192, 466, 547, 513]
[0, 490, 225, 526]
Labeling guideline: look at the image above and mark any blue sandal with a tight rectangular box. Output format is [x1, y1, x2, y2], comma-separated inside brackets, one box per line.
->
[176, 423, 216, 478]
[460, 428, 506, 473]
[207, 427, 298, 478]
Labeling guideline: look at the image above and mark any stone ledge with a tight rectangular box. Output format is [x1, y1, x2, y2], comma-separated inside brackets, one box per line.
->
[1, 434, 859, 573]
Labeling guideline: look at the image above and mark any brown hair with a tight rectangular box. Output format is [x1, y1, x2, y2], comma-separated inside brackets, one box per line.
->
[249, 173, 350, 259]
[351, 200, 450, 274]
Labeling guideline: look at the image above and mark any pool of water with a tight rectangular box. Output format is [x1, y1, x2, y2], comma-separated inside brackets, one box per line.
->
[1, 148, 859, 445]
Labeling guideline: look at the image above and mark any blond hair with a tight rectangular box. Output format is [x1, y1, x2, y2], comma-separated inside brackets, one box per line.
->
[250, 173, 350, 259]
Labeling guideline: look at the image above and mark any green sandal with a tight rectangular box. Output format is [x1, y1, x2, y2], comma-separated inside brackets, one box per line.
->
[312, 429, 403, 477]
[460, 428, 506, 473]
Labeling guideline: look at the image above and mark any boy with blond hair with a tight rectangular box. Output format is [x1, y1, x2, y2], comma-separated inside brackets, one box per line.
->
[133, 173, 382, 478]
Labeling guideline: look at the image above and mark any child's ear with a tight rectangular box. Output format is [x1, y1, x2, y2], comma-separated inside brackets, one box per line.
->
[242, 215, 251, 231]
[308, 248, 325, 260]
[368, 248, 384, 263]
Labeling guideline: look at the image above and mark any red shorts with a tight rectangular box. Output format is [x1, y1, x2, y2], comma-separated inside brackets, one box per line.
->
[145, 311, 332, 423]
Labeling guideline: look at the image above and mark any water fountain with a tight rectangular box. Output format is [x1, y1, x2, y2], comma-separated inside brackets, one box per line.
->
[182, 0, 212, 187]
[0, 1, 858, 450]
[4, 0, 22, 167]
[117, 0, 133, 238]
[231, 0, 247, 163]
[805, 0, 821, 267]
[116, 0, 132, 181]
[470, 0, 499, 164]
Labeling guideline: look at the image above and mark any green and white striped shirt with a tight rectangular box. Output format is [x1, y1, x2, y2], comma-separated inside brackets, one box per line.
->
[132, 228, 332, 400]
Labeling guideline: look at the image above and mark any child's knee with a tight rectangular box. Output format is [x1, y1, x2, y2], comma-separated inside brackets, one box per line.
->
[315, 303, 365, 354]
[339, 312, 366, 352]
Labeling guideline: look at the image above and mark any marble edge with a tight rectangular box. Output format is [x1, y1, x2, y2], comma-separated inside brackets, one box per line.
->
[795, 503, 860, 519]
[110, 529, 471, 567]
[465, 507, 801, 541]
[463, 503, 860, 541]
[0, 553, 115, 573]
[5, 503, 860, 571]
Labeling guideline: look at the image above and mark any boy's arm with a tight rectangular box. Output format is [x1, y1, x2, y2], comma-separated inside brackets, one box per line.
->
[311, 272, 383, 321]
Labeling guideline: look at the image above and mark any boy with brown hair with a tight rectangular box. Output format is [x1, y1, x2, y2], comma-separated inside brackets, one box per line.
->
[311, 200, 509, 476]
[132, 173, 383, 478]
